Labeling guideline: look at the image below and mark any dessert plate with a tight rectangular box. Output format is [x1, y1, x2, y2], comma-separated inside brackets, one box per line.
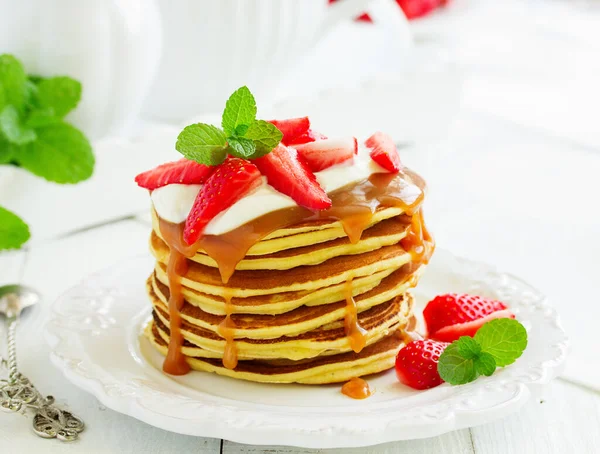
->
[44, 248, 567, 449]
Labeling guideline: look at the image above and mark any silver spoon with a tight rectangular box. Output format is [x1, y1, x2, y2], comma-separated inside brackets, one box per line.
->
[0, 285, 85, 441]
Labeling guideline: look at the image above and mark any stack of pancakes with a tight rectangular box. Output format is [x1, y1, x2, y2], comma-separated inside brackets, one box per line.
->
[144, 199, 431, 384]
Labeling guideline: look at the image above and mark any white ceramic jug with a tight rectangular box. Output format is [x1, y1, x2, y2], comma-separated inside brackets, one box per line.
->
[143, 0, 409, 122]
[0, 0, 162, 139]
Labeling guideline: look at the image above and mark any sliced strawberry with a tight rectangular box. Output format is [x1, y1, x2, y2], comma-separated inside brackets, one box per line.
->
[289, 129, 328, 146]
[395, 339, 449, 390]
[254, 144, 332, 210]
[293, 137, 357, 172]
[397, 0, 440, 20]
[135, 158, 213, 190]
[365, 132, 402, 172]
[183, 157, 261, 245]
[423, 293, 515, 342]
[268, 117, 310, 145]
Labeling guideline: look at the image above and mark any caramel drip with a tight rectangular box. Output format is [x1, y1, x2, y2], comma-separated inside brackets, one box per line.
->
[217, 289, 238, 370]
[158, 219, 198, 375]
[341, 377, 373, 400]
[344, 276, 367, 353]
[400, 207, 435, 265]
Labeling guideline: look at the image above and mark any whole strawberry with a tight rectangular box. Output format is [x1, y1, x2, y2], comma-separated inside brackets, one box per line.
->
[424, 293, 515, 342]
[395, 339, 449, 390]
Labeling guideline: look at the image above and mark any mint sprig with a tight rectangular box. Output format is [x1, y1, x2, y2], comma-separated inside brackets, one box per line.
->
[438, 318, 528, 385]
[175, 86, 282, 166]
[0, 53, 94, 250]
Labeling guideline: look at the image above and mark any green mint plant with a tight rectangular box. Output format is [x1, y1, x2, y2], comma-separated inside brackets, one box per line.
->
[175, 86, 282, 165]
[438, 318, 528, 385]
[0, 54, 95, 250]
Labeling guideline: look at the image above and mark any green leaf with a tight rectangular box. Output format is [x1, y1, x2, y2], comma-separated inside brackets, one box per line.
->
[23, 79, 40, 110]
[0, 54, 27, 111]
[437, 343, 478, 385]
[0, 106, 36, 145]
[36, 76, 82, 118]
[227, 136, 256, 159]
[234, 124, 249, 136]
[456, 336, 482, 359]
[176, 123, 228, 166]
[16, 122, 94, 184]
[0, 134, 16, 164]
[221, 86, 256, 136]
[475, 318, 528, 367]
[0, 205, 30, 250]
[26, 107, 60, 128]
[474, 352, 497, 377]
[245, 120, 283, 157]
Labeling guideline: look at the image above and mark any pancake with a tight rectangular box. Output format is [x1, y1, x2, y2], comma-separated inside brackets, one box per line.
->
[151, 206, 406, 255]
[146, 321, 406, 384]
[150, 293, 410, 361]
[149, 268, 418, 338]
[153, 243, 412, 297]
[150, 215, 411, 271]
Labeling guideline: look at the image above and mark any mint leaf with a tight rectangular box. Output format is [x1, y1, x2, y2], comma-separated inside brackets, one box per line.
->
[474, 352, 496, 376]
[0, 134, 15, 164]
[176, 123, 228, 166]
[456, 336, 481, 359]
[438, 342, 478, 385]
[26, 107, 60, 128]
[234, 124, 249, 136]
[228, 137, 256, 159]
[245, 120, 283, 157]
[0, 54, 27, 111]
[0, 206, 30, 250]
[0, 106, 36, 145]
[221, 86, 256, 136]
[16, 122, 94, 183]
[475, 318, 527, 367]
[37, 76, 82, 118]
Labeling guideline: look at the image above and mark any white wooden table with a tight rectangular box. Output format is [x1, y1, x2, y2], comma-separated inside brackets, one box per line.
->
[1, 0, 600, 452]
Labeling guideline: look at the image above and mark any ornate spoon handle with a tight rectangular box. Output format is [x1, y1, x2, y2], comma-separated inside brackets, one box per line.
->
[0, 355, 85, 441]
[6, 315, 19, 384]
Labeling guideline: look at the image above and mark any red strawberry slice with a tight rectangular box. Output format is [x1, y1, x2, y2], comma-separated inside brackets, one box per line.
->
[293, 137, 357, 172]
[423, 293, 515, 342]
[135, 158, 213, 190]
[268, 117, 310, 145]
[395, 339, 449, 390]
[254, 144, 332, 210]
[397, 0, 440, 19]
[365, 132, 402, 172]
[183, 157, 261, 245]
[289, 129, 328, 146]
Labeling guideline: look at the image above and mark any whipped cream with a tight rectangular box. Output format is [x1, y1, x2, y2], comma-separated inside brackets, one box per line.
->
[151, 143, 387, 235]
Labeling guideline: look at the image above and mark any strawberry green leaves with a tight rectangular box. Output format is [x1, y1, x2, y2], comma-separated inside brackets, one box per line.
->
[176, 86, 283, 166]
[0, 53, 94, 250]
[438, 318, 528, 385]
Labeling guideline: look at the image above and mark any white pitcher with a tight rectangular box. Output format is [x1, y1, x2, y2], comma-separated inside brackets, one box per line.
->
[143, 0, 409, 122]
[0, 0, 162, 139]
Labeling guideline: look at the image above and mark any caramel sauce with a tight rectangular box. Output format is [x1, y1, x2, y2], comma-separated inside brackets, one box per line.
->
[155, 168, 431, 375]
[217, 289, 238, 369]
[157, 219, 195, 375]
[341, 377, 373, 399]
[344, 276, 367, 353]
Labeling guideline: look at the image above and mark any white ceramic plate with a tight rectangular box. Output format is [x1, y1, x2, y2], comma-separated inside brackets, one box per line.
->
[45, 248, 567, 449]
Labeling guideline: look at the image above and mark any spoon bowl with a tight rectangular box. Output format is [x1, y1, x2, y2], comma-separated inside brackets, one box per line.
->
[0, 285, 40, 318]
